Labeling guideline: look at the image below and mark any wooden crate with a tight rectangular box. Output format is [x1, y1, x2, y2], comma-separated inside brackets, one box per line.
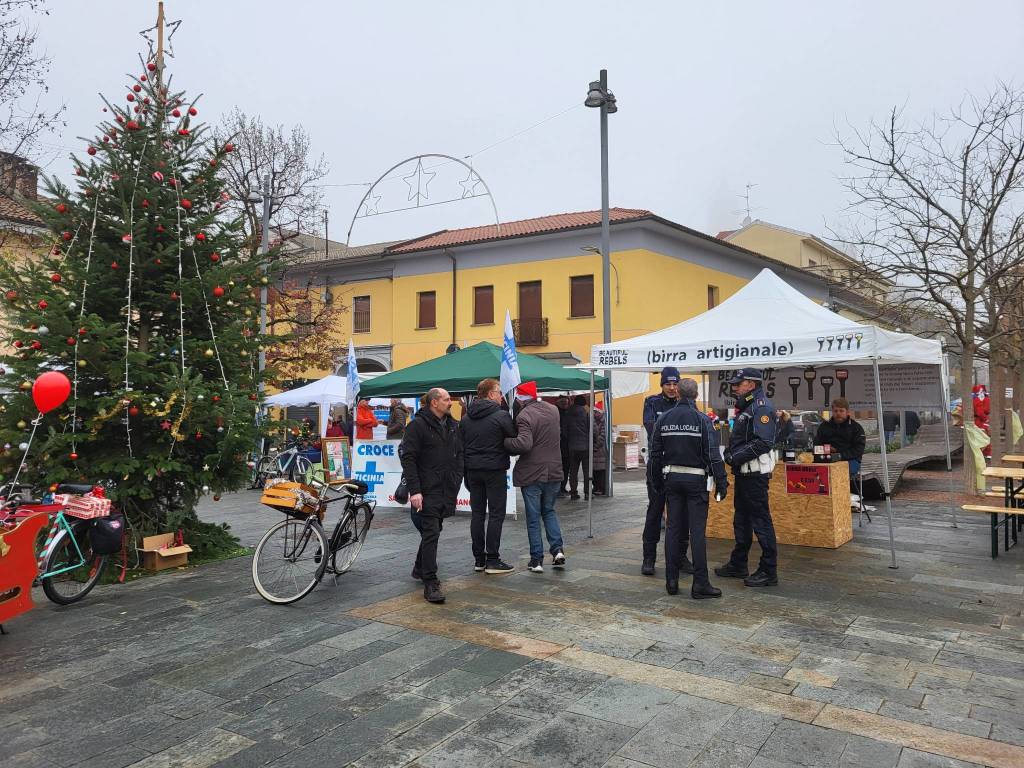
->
[707, 461, 853, 549]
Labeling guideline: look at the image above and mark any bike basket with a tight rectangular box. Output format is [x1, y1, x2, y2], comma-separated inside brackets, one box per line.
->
[260, 481, 324, 519]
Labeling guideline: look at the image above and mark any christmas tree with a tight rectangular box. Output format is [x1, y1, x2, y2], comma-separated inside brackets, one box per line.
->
[0, 45, 276, 555]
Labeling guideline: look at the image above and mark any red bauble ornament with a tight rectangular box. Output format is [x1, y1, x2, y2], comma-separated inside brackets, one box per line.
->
[171, 108, 181, 117]
[141, 199, 149, 208]
[152, 170, 164, 182]
[102, 136, 109, 143]
[13, 340, 23, 348]
[248, 393, 257, 401]
[170, 291, 179, 300]
[156, 224, 165, 233]
[140, 74, 147, 81]
[155, 258, 162, 265]
[70, 452, 78, 460]
[209, 159, 217, 168]
[87, 146, 96, 155]
[66, 337, 75, 346]
[61, 231, 72, 241]
[30, 340, 41, 350]
[147, 62, 156, 71]
[126, 93, 135, 102]
[133, 105, 141, 114]
[37, 299, 47, 309]
[189, 107, 198, 116]
[168, 177, 178, 187]
[210, 253, 220, 262]
[180, 199, 192, 210]
[126, 120, 140, 131]
[212, 286, 225, 298]
[55, 203, 67, 214]
[78, 327, 87, 335]
[178, 128, 189, 136]
[212, 395, 221, 402]
[50, 273, 61, 283]
[132, 84, 141, 93]
[121, 233, 132, 244]
[213, 495, 221, 502]
[128, 406, 139, 417]
[5, 289, 17, 301]
[195, 232, 206, 242]
[110, 261, 119, 270]
[224, 142, 235, 153]
[195, 432, 202, 440]
[115, 114, 124, 124]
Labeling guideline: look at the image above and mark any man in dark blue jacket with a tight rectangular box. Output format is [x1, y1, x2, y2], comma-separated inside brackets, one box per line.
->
[650, 378, 728, 599]
[460, 378, 516, 574]
[641, 367, 689, 576]
[715, 368, 779, 588]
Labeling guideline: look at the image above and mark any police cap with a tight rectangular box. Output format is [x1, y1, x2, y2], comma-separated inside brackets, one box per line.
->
[727, 367, 764, 385]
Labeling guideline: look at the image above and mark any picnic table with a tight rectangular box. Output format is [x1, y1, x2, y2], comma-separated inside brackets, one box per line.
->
[1001, 454, 1024, 464]
[962, 466, 1024, 557]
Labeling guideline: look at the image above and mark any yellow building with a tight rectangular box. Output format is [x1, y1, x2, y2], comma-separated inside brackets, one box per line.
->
[283, 209, 829, 425]
[0, 153, 47, 265]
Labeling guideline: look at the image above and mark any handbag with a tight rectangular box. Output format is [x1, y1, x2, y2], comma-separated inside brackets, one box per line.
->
[394, 476, 409, 505]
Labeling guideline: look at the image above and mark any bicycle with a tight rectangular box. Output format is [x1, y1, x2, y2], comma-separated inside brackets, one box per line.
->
[251, 477, 373, 604]
[0, 482, 112, 605]
[250, 441, 315, 489]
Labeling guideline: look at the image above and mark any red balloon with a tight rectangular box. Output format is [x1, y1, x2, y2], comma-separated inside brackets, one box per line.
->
[32, 371, 71, 414]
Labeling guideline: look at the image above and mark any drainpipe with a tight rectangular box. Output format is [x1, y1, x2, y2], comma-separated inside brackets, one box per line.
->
[448, 251, 457, 347]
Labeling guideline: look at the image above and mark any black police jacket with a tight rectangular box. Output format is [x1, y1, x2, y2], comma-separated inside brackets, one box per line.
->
[649, 399, 728, 492]
[642, 393, 680, 441]
[460, 398, 515, 472]
[814, 417, 866, 461]
[399, 409, 464, 516]
[727, 387, 776, 468]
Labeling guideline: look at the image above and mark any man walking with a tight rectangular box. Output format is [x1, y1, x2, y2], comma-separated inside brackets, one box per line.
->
[504, 381, 566, 573]
[649, 379, 728, 599]
[565, 395, 591, 500]
[715, 368, 779, 588]
[641, 367, 690, 576]
[460, 378, 516, 574]
[399, 387, 463, 603]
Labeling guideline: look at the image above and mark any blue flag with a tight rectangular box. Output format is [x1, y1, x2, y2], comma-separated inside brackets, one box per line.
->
[346, 339, 360, 406]
[500, 309, 521, 395]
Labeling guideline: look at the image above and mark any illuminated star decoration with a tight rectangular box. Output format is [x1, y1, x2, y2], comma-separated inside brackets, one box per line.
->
[402, 158, 436, 205]
[139, 15, 183, 63]
[203, 464, 210, 471]
[458, 167, 483, 199]
[362, 191, 383, 216]
[160, 419, 172, 430]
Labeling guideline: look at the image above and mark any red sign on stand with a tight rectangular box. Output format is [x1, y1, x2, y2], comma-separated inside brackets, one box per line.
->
[785, 464, 831, 495]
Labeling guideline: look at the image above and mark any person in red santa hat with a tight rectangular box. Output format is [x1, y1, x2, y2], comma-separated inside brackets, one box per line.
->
[972, 384, 992, 459]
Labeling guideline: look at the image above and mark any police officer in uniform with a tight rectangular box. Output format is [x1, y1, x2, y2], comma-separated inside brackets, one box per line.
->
[649, 378, 728, 599]
[641, 367, 690, 576]
[714, 368, 779, 587]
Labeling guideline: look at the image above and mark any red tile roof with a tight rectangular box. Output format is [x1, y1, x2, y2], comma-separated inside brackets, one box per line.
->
[716, 229, 737, 240]
[386, 208, 654, 254]
[0, 195, 42, 227]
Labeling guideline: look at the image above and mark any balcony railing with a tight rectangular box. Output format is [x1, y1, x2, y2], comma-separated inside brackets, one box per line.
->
[512, 317, 548, 346]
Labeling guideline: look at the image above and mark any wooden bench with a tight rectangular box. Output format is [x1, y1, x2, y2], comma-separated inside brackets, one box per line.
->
[961, 504, 1024, 558]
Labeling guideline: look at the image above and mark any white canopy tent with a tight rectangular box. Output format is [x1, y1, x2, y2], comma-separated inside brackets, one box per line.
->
[589, 268, 951, 568]
[264, 375, 348, 437]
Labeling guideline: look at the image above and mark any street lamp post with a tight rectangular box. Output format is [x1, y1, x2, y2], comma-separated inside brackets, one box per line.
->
[248, 175, 272, 457]
[585, 70, 618, 498]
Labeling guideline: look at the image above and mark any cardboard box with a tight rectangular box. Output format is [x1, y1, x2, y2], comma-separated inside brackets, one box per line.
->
[139, 533, 192, 571]
[613, 441, 641, 469]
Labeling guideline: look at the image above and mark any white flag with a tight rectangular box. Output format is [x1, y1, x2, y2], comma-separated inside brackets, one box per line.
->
[346, 339, 360, 406]
[500, 309, 521, 395]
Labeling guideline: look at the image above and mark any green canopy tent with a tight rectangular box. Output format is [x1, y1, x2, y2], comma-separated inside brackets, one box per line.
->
[359, 342, 609, 398]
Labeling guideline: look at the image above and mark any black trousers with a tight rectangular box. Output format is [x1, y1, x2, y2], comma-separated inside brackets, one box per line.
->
[727, 472, 778, 575]
[410, 509, 444, 583]
[643, 466, 688, 560]
[664, 473, 710, 587]
[568, 449, 590, 498]
[468, 469, 507, 562]
[593, 468, 607, 495]
[561, 446, 570, 491]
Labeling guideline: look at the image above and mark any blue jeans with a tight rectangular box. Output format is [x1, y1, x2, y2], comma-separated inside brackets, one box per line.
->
[521, 481, 564, 561]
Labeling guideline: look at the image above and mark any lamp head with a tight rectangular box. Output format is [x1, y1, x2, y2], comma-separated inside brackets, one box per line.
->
[585, 81, 604, 108]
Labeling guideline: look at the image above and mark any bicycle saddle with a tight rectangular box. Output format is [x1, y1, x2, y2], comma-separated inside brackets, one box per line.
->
[56, 483, 95, 495]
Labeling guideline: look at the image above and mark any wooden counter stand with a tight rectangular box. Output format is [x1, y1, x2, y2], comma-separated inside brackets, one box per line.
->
[707, 461, 852, 548]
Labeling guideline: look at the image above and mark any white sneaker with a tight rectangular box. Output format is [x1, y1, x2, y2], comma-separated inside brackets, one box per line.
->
[528, 558, 544, 573]
[553, 551, 566, 569]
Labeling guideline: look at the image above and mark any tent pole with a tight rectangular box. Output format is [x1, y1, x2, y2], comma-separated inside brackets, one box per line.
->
[872, 359, 898, 569]
[588, 370, 595, 538]
[940, 354, 957, 528]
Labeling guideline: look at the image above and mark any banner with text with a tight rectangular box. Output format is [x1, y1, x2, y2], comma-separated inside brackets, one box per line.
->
[708, 364, 943, 412]
[352, 439, 516, 514]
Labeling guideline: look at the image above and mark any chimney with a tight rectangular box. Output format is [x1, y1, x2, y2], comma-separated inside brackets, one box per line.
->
[0, 152, 39, 200]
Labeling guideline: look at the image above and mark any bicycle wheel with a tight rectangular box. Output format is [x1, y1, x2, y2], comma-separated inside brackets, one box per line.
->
[41, 522, 108, 605]
[252, 517, 328, 604]
[252, 456, 275, 488]
[289, 455, 312, 482]
[331, 502, 373, 575]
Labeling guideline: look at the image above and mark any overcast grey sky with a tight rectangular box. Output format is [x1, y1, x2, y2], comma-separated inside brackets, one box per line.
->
[30, 1, 1024, 247]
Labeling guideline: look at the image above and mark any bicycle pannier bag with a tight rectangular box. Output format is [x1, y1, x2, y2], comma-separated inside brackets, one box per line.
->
[89, 512, 125, 555]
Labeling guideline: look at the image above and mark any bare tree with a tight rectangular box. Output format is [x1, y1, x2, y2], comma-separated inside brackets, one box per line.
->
[214, 108, 329, 254]
[0, 0, 64, 160]
[837, 83, 1024, 492]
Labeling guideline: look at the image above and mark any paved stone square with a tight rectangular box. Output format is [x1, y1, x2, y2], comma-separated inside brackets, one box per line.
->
[4, 464, 1024, 767]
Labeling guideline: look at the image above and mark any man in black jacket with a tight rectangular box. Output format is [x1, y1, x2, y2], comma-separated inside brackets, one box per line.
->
[565, 395, 591, 500]
[814, 397, 866, 486]
[399, 387, 464, 604]
[460, 378, 516, 574]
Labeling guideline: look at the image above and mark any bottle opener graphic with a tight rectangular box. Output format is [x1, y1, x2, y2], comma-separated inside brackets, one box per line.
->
[835, 368, 849, 397]
[817, 336, 826, 352]
[788, 376, 801, 408]
[803, 367, 817, 400]
[820, 375, 834, 406]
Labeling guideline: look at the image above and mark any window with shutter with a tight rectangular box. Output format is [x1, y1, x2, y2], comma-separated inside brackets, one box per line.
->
[570, 275, 594, 318]
[418, 291, 436, 329]
[353, 295, 371, 333]
[473, 285, 494, 325]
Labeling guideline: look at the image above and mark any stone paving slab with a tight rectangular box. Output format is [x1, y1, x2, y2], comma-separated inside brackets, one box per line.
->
[5, 468, 1024, 767]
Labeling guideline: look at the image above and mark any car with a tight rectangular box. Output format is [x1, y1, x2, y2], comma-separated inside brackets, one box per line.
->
[787, 410, 823, 449]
